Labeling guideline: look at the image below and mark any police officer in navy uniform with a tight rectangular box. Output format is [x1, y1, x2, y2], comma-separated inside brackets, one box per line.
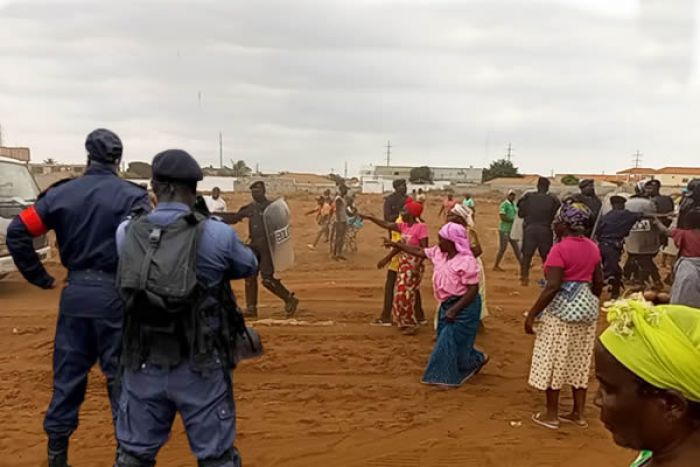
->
[114, 149, 258, 467]
[231, 181, 299, 318]
[6, 129, 150, 467]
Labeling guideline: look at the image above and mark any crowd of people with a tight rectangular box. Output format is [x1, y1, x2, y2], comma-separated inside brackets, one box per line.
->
[4, 128, 699, 467]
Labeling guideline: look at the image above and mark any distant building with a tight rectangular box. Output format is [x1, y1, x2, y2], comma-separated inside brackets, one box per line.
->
[29, 163, 85, 177]
[370, 165, 483, 183]
[0, 146, 30, 163]
[616, 167, 700, 187]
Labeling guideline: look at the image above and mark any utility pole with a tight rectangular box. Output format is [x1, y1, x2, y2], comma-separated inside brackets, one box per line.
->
[632, 150, 642, 169]
[506, 142, 513, 162]
[344, 161, 348, 178]
[219, 132, 223, 169]
[385, 140, 392, 166]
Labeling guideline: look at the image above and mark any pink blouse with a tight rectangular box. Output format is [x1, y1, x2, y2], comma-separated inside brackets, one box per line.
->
[398, 222, 428, 247]
[544, 236, 601, 282]
[425, 246, 480, 302]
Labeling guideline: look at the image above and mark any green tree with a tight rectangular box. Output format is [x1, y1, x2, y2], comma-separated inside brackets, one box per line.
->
[231, 160, 252, 177]
[43, 158, 57, 165]
[409, 166, 433, 184]
[482, 159, 519, 182]
[560, 174, 580, 186]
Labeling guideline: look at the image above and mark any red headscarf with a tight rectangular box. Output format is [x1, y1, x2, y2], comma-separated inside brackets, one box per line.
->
[404, 199, 424, 218]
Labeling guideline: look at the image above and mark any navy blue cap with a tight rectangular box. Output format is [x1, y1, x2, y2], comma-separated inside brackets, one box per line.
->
[579, 179, 594, 189]
[85, 128, 123, 163]
[152, 149, 203, 183]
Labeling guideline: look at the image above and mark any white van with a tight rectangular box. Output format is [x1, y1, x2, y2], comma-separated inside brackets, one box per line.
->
[0, 156, 51, 278]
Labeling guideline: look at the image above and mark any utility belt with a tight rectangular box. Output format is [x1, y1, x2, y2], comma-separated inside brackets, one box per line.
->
[68, 269, 117, 285]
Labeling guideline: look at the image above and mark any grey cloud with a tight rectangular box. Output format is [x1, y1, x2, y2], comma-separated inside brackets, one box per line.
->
[0, 0, 698, 174]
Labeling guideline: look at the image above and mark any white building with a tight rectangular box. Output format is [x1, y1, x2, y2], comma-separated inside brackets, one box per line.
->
[369, 165, 483, 183]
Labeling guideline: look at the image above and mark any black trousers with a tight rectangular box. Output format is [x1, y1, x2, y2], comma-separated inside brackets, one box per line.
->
[245, 243, 292, 311]
[624, 253, 661, 286]
[333, 222, 347, 257]
[520, 225, 553, 281]
[600, 241, 623, 284]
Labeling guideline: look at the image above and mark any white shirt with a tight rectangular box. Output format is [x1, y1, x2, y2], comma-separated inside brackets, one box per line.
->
[205, 196, 227, 213]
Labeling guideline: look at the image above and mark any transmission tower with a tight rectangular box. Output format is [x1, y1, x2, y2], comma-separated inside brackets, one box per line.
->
[632, 150, 643, 168]
[506, 142, 513, 162]
[385, 140, 392, 166]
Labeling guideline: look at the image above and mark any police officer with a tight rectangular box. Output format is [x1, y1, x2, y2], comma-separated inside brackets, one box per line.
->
[231, 181, 299, 318]
[114, 149, 258, 467]
[6, 129, 150, 467]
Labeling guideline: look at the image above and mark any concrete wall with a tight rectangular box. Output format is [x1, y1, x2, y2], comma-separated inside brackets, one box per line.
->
[371, 165, 483, 183]
[655, 173, 698, 188]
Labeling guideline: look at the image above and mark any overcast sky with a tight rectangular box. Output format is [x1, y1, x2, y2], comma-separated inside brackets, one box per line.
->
[1, 0, 698, 175]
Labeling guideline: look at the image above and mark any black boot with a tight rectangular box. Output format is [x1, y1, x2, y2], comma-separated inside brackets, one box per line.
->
[48, 449, 70, 467]
[285, 294, 299, 317]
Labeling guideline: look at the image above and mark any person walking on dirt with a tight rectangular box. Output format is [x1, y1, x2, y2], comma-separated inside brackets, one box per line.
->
[114, 149, 258, 466]
[494, 190, 522, 271]
[5, 129, 150, 467]
[518, 177, 560, 286]
[231, 181, 299, 318]
[438, 193, 458, 220]
[594, 195, 643, 299]
[306, 191, 333, 250]
[332, 184, 350, 260]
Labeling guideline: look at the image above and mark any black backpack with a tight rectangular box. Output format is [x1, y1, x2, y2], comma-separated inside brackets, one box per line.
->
[116, 211, 250, 370]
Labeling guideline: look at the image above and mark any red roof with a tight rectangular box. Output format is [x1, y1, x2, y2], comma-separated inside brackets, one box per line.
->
[655, 167, 700, 175]
[616, 167, 657, 175]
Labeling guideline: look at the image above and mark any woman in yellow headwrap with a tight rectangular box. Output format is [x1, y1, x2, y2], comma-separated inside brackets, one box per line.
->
[595, 298, 700, 466]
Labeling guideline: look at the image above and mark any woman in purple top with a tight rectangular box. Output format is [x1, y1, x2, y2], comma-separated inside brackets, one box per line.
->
[525, 201, 604, 430]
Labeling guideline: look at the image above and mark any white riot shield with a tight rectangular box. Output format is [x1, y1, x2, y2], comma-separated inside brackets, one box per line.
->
[263, 198, 295, 272]
[625, 196, 660, 255]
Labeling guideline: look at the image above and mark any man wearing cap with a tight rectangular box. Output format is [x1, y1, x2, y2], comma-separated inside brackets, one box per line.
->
[230, 181, 299, 317]
[114, 149, 258, 467]
[517, 177, 561, 286]
[571, 179, 602, 237]
[6, 129, 150, 467]
[594, 195, 643, 298]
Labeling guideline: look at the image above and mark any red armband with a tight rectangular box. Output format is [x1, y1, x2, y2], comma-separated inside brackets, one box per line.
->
[18, 206, 48, 237]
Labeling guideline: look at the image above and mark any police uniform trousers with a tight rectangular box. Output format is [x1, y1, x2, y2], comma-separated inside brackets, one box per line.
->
[45, 273, 122, 452]
[520, 224, 554, 281]
[116, 363, 241, 466]
[245, 241, 291, 310]
[600, 240, 624, 284]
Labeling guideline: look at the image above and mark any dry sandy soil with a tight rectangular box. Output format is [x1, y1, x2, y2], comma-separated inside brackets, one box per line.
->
[0, 193, 635, 466]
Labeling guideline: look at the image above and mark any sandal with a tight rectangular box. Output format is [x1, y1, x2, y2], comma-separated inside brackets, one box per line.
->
[531, 413, 559, 430]
[559, 415, 588, 428]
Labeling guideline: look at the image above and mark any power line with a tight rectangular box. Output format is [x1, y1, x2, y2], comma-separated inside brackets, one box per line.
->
[385, 140, 392, 166]
[219, 132, 223, 169]
[632, 150, 643, 169]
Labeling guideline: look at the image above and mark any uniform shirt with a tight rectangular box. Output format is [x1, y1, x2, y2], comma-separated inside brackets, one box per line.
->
[205, 196, 227, 213]
[384, 192, 407, 222]
[6, 163, 151, 316]
[116, 202, 258, 286]
[518, 192, 561, 228]
[572, 193, 602, 222]
[596, 209, 643, 242]
[498, 199, 517, 233]
[231, 199, 272, 247]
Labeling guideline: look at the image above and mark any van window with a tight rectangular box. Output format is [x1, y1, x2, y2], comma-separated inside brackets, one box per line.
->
[0, 162, 40, 202]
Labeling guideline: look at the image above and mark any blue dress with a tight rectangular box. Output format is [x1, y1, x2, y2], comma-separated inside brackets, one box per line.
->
[422, 295, 486, 386]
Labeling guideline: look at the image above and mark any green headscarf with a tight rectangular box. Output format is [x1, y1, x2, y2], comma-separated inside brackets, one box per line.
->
[600, 297, 700, 402]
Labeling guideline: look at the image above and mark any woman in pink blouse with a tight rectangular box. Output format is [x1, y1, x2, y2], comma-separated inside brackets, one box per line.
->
[362, 200, 428, 334]
[525, 200, 603, 430]
[387, 222, 489, 386]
